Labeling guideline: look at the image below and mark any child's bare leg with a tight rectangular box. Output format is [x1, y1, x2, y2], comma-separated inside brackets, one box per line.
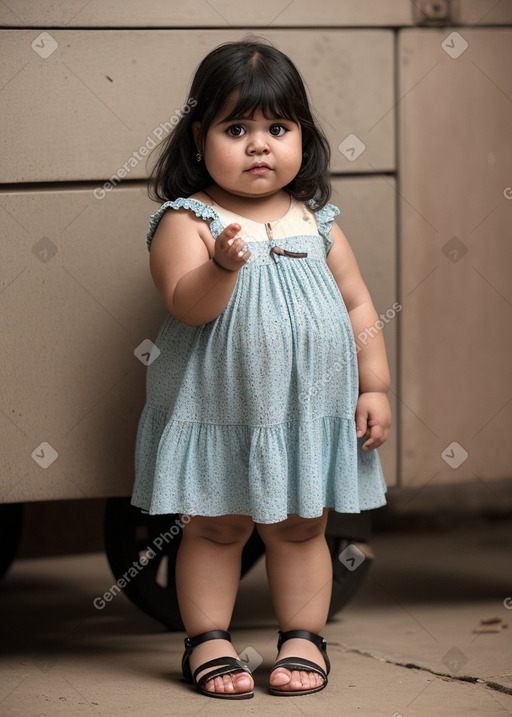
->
[175, 513, 255, 694]
[256, 509, 332, 692]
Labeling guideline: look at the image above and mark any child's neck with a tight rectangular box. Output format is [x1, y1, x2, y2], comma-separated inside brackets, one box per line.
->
[204, 185, 292, 224]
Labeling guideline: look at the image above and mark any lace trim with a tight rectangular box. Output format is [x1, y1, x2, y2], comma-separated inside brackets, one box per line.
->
[147, 198, 224, 251]
[147, 197, 340, 251]
[309, 200, 340, 240]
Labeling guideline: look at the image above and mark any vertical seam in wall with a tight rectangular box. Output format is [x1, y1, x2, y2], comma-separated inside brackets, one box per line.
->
[394, 25, 403, 489]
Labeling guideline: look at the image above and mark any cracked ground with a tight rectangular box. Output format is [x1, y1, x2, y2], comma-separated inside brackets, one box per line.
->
[0, 511, 511, 716]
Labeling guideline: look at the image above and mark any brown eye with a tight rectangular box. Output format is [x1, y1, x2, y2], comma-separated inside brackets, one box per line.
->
[227, 124, 245, 137]
[269, 124, 287, 137]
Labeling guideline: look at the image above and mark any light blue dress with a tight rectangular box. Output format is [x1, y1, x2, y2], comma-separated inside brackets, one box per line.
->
[131, 195, 387, 524]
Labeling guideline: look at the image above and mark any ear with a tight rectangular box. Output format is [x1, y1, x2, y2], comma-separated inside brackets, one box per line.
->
[192, 121, 202, 152]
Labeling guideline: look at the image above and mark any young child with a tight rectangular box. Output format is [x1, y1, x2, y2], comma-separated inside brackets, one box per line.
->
[131, 38, 391, 700]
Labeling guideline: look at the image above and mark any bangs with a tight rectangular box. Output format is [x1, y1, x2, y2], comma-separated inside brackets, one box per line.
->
[218, 73, 301, 124]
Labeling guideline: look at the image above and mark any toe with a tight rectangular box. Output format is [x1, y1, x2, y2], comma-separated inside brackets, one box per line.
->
[270, 636, 327, 693]
[271, 668, 307, 691]
[203, 672, 253, 694]
[290, 670, 305, 690]
[270, 667, 292, 687]
[232, 672, 253, 693]
[203, 677, 217, 693]
[270, 667, 324, 692]
[221, 675, 236, 693]
[300, 669, 320, 690]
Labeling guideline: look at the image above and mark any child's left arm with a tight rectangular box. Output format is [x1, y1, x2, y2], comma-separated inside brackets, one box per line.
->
[327, 222, 392, 451]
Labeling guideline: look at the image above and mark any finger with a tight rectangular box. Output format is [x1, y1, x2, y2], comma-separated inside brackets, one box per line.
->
[355, 412, 368, 438]
[362, 425, 384, 450]
[236, 243, 249, 259]
[231, 237, 251, 261]
[362, 434, 381, 450]
[362, 436, 377, 450]
[220, 224, 240, 245]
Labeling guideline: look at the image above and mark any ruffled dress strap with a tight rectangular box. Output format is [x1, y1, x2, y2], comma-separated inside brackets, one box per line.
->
[309, 200, 340, 254]
[146, 197, 225, 251]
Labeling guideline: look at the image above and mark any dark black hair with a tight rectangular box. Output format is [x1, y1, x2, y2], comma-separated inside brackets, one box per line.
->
[147, 37, 331, 210]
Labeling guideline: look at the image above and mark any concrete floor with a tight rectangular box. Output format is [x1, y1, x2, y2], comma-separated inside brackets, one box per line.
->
[1, 514, 511, 717]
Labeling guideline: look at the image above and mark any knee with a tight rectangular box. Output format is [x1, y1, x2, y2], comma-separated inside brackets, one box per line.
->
[256, 512, 327, 546]
[187, 515, 255, 546]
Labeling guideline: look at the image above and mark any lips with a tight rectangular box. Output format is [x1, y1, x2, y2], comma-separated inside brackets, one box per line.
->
[246, 163, 272, 174]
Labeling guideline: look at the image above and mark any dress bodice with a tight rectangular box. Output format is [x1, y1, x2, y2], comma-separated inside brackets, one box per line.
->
[204, 195, 319, 242]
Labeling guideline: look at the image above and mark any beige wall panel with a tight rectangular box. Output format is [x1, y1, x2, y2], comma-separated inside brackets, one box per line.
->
[1, 177, 395, 502]
[331, 177, 398, 486]
[0, 0, 413, 27]
[454, 1, 512, 25]
[398, 29, 512, 488]
[0, 29, 394, 182]
[0, 186, 162, 503]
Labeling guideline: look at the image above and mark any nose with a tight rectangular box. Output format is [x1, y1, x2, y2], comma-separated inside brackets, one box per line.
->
[247, 132, 269, 154]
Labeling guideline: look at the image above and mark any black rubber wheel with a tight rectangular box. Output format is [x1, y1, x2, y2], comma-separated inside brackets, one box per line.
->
[104, 498, 373, 629]
[104, 498, 265, 630]
[326, 536, 374, 620]
[0, 503, 23, 580]
[326, 510, 374, 619]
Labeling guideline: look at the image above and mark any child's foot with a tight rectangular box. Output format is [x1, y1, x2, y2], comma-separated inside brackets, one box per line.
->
[270, 637, 327, 692]
[188, 638, 254, 695]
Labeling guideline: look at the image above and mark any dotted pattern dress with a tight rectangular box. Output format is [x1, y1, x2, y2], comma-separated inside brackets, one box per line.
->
[131, 195, 387, 524]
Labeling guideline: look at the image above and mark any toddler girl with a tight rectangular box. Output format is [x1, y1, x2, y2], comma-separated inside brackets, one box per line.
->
[132, 37, 391, 699]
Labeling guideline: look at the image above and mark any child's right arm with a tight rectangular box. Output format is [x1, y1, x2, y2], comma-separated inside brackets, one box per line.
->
[148, 208, 250, 326]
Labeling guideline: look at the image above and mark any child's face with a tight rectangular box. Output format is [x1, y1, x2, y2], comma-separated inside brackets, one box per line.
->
[195, 90, 303, 199]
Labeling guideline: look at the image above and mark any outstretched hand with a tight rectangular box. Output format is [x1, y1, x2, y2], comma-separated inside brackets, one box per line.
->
[355, 392, 391, 451]
[212, 223, 251, 271]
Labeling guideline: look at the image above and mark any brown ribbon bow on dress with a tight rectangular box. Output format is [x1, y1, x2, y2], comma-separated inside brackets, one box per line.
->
[269, 246, 308, 264]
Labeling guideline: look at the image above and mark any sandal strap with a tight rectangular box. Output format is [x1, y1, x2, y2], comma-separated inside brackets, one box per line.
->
[277, 629, 325, 651]
[194, 656, 251, 689]
[184, 629, 231, 649]
[271, 656, 327, 681]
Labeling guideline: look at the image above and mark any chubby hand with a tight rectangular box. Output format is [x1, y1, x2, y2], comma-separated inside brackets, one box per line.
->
[212, 223, 251, 271]
[355, 392, 391, 451]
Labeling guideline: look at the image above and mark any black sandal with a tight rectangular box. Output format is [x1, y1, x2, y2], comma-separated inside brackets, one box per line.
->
[181, 629, 254, 700]
[269, 629, 331, 696]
